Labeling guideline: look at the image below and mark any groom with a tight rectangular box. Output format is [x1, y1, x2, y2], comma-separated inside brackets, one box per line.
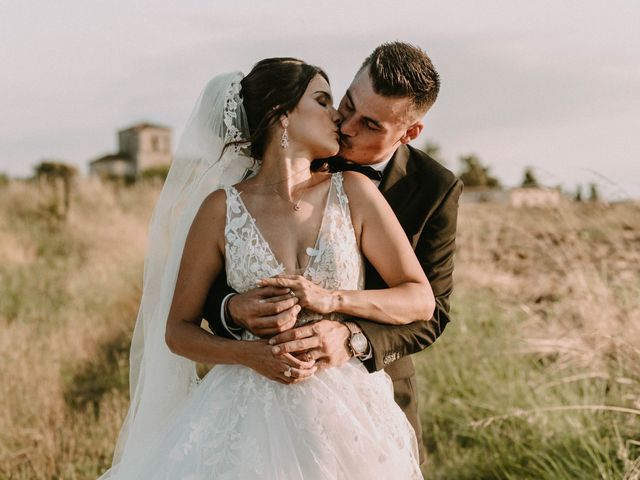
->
[202, 42, 462, 464]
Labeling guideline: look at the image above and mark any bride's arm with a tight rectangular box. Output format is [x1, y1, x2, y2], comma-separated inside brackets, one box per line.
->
[164, 190, 315, 383]
[261, 172, 435, 325]
[164, 190, 242, 364]
[332, 171, 435, 324]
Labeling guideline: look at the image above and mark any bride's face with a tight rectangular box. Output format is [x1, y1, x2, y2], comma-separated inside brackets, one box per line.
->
[286, 74, 341, 159]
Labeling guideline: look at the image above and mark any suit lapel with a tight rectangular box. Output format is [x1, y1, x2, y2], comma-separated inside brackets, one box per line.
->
[379, 145, 410, 194]
[377, 145, 424, 237]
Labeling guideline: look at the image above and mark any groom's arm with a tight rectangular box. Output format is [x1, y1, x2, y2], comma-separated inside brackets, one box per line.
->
[268, 177, 463, 371]
[201, 270, 243, 339]
[353, 178, 463, 372]
[202, 270, 302, 339]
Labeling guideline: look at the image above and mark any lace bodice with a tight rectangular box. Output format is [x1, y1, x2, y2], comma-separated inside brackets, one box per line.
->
[224, 173, 364, 339]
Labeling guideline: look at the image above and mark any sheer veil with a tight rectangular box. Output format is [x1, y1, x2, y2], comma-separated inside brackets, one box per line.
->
[98, 71, 254, 478]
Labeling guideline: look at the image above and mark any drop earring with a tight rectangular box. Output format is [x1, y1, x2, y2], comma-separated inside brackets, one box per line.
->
[280, 119, 289, 149]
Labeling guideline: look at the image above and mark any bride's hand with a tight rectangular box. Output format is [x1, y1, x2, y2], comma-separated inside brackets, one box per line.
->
[259, 275, 337, 315]
[244, 340, 317, 385]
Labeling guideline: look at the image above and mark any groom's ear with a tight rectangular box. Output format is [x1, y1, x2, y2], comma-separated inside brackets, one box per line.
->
[399, 121, 424, 145]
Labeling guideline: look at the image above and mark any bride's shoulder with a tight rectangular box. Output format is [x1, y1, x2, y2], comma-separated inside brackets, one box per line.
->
[339, 171, 389, 229]
[340, 170, 382, 201]
[198, 188, 228, 221]
[184, 189, 227, 246]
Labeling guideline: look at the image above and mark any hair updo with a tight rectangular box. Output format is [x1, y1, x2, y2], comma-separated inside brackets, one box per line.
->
[237, 57, 328, 160]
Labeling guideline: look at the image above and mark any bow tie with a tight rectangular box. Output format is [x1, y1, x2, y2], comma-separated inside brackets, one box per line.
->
[327, 158, 384, 181]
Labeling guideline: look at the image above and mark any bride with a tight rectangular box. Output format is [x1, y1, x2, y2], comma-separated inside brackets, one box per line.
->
[99, 58, 433, 479]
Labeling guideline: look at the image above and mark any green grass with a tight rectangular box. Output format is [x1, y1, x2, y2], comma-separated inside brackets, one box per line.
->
[416, 289, 640, 479]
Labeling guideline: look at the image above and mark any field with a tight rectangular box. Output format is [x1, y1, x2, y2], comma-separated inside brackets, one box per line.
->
[1, 180, 638, 479]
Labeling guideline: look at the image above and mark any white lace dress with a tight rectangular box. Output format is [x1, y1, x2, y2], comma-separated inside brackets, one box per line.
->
[116, 173, 422, 479]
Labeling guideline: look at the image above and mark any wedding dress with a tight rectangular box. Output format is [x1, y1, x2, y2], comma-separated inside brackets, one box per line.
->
[112, 172, 422, 479]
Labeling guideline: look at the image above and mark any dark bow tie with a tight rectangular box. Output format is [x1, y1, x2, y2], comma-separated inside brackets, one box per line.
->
[327, 158, 384, 181]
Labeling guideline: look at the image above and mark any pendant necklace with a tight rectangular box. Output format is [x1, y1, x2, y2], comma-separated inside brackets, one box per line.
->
[269, 176, 311, 211]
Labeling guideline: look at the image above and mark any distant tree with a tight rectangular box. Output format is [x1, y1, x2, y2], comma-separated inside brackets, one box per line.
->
[34, 160, 78, 220]
[0, 172, 9, 188]
[421, 141, 445, 165]
[521, 167, 539, 188]
[458, 155, 501, 188]
[574, 184, 583, 202]
[588, 183, 600, 202]
[140, 165, 170, 182]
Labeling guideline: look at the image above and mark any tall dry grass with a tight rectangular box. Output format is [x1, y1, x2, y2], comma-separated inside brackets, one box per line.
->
[416, 201, 640, 479]
[0, 181, 638, 479]
[0, 180, 158, 479]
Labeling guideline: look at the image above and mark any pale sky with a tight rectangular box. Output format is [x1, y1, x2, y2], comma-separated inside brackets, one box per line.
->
[1, 0, 639, 199]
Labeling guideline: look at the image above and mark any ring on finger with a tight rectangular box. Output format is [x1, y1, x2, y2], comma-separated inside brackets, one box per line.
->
[289, 290, 296, 298]
[284, 365, 293, 378]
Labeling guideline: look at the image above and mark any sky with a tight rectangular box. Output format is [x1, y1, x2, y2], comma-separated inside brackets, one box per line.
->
[1, 0, 639, 199]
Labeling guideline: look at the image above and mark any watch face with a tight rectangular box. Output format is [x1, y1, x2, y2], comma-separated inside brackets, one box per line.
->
[350, 332, 368, 355]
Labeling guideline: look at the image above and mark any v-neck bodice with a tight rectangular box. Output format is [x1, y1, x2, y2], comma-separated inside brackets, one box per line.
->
[223, 172, 364, 337]
[228, 173, 334, 278]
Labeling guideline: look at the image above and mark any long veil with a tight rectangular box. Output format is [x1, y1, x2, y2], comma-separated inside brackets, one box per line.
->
[98, 71, 254, 478]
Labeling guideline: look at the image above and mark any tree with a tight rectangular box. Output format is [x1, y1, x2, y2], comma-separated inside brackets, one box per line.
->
[574, 184, 583, 202]
[588, 183, 600, 202]
[458, 155, 501, 188]
[0, 172, 8, 188]
[34, 160, 78, 220]
[140, 165, 170, 182]
[521, 167, 539, 188]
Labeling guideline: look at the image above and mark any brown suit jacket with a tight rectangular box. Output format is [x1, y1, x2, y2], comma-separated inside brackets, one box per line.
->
[351, 145, 462, 463]
[202, 144, 462, 464]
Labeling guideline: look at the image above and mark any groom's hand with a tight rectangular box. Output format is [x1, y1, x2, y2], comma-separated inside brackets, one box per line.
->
[268, 320, 351, 370]
[228, 286, 301, 337]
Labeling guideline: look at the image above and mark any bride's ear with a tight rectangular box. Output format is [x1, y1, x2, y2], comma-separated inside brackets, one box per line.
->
[279, 114, 289, 129]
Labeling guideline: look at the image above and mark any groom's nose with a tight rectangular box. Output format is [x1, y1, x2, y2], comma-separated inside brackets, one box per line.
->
[331, 108, 343, 127]
[339, 113, 357, 137]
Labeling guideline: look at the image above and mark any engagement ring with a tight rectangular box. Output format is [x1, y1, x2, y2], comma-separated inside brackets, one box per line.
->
[284, 366, 293, 378]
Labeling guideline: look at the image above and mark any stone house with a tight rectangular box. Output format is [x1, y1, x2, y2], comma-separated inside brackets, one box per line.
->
[461, 186, 564, 207]
[460, 187, 510, 204]
[89, 122, 172, 180]
[509, 187, 563, 207]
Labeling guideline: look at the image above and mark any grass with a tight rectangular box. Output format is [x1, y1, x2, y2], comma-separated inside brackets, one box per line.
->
[416, 202, 640, 479]
[417, 289, 639, 479]
[0, 181, 638, 479]
[0, 180, 148, 479]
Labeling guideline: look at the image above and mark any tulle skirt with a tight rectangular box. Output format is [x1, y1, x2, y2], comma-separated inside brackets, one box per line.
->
[106, 359, 422, 479]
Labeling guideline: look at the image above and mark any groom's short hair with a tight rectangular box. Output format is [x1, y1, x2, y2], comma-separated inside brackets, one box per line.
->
[360, 42, 440, 115]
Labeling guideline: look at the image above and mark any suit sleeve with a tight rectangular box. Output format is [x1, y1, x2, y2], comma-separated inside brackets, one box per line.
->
[201, 269, 242, 339]
[354, 178, 463, 372]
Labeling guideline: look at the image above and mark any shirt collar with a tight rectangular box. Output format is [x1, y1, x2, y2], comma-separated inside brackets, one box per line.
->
[368, 153, 394, 173]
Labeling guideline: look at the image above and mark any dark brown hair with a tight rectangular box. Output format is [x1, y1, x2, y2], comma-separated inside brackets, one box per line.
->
[238, 58, 328, 160]
[360, 42, 440, 114]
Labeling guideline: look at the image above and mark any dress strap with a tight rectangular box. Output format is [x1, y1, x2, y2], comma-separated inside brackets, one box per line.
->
[331, 172, 351, 217]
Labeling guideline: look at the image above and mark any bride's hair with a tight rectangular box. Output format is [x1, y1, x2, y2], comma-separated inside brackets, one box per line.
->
[239, 57, 328, 160]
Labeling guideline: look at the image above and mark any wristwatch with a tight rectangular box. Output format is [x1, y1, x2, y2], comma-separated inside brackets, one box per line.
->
[344, 321, 369, 358]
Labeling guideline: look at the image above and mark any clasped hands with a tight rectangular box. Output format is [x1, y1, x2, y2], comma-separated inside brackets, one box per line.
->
[229, 275, 353, 383]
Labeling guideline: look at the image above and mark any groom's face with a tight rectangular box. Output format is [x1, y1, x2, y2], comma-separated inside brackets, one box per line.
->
[337, 66, 423, 165]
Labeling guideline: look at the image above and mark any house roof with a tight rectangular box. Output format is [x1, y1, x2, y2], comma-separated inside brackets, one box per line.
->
[118, 122, 171, 134]
[89, 153, 132, 165]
